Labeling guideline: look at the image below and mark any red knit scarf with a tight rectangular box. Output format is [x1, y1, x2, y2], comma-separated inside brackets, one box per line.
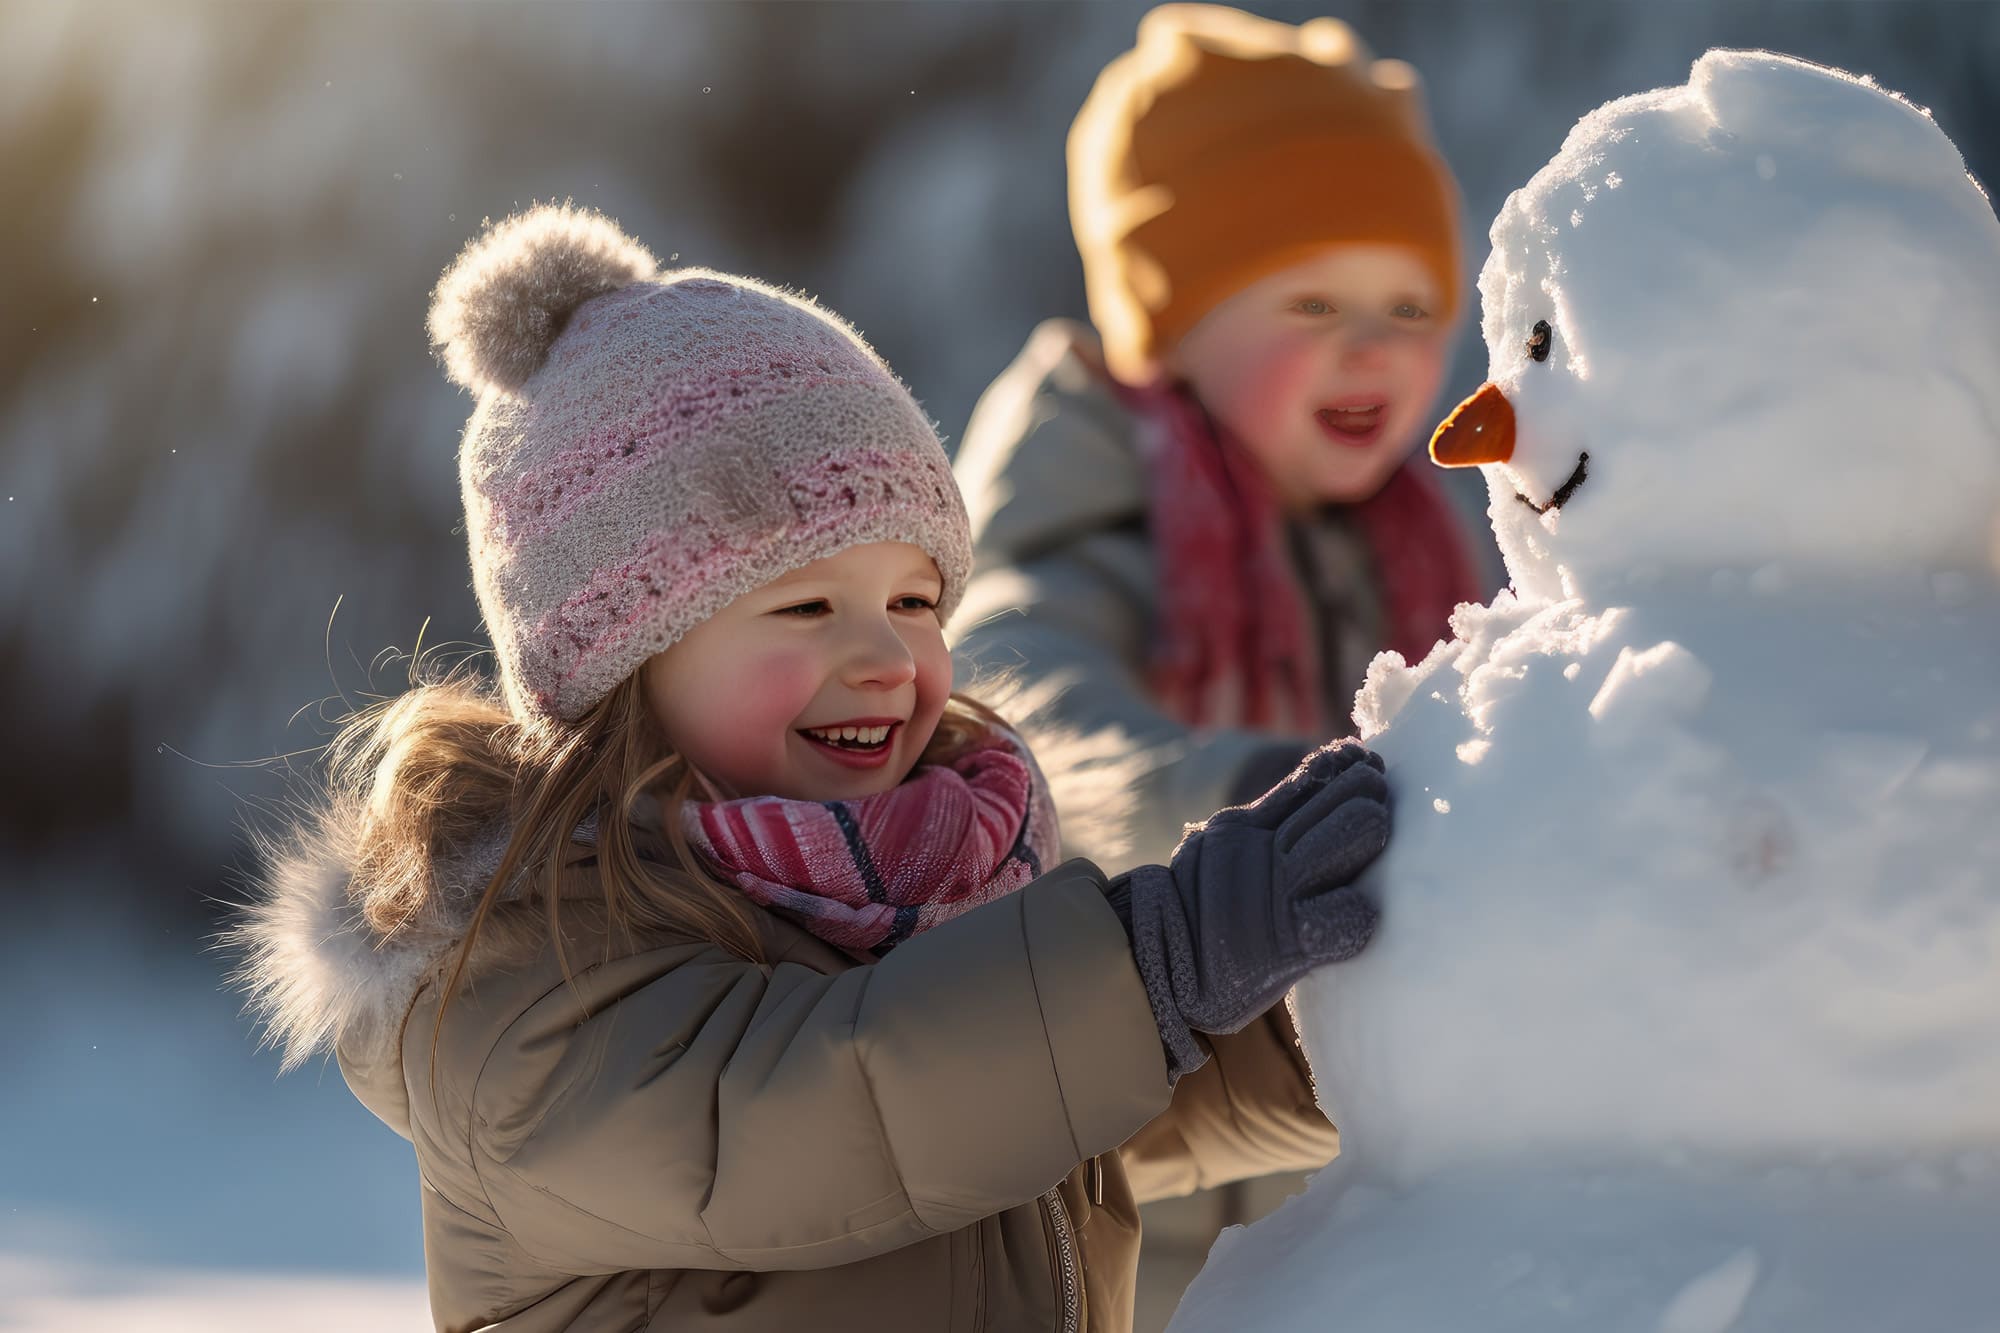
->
[683, 723, 1060, 956]
[1120, 380, 1485, 733]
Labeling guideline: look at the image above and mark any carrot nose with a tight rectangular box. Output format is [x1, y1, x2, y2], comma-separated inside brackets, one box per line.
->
[1429, 382, 1516, 467]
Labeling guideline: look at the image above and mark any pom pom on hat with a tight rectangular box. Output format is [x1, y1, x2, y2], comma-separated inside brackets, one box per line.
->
[427, 202, 658, 396]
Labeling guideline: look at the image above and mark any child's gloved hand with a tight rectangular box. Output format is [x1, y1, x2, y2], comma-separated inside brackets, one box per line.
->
[1106, 741, 1389, 1082]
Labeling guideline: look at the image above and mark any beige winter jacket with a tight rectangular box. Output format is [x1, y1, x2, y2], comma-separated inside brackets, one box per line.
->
[248, 817, 1339, 1333]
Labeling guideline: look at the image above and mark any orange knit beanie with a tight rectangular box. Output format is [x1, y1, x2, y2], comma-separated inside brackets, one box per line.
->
[1069, 4, 1463, 385]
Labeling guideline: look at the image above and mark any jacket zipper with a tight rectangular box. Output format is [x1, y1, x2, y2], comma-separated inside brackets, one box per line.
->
[1042, 1186, 1082, 1333]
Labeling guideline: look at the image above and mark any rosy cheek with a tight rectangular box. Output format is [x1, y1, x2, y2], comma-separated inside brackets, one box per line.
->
[1222, 337, 1322, 445]
[691, 648, 822, 782]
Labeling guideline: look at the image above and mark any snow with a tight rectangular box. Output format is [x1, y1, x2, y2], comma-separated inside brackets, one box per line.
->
[0, 900, 425, 1323]
[1174, 1161, 2000, 1332]
[1170, 50, 2000, 1332]
[1475, 51, 2000, 603]
[1657, 1248, 1760, 1333]
[1, 1257, 426, 1333]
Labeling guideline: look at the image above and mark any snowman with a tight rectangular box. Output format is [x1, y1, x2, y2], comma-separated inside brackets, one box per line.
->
[1169, 50, 2000, 1333]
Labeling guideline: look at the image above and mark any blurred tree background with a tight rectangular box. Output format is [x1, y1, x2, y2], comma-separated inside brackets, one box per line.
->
[6, 0, 1997, 934]
[2, 0, 1995, 1311]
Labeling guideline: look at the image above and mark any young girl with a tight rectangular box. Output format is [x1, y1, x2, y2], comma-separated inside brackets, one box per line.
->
[952, 4, 1489, 873]
[236, 204, 1391, 1333]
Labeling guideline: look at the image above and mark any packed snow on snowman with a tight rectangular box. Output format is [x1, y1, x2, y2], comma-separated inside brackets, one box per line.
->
[1168, 49, 2000, 1333]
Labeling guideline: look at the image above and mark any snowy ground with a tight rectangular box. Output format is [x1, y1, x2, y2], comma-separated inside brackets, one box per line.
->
[0, 908, 424, 1329]
[0, 1259, 425, 1333]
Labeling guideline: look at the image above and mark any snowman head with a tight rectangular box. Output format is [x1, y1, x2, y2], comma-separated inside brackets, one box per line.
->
[1432, 50, 2000, 603]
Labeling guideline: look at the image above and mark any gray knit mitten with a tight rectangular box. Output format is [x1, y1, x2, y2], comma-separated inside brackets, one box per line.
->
[1106, 741, 1389, 1082]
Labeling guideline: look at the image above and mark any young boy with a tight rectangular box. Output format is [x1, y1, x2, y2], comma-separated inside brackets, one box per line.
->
[953, 3, 1486, 874]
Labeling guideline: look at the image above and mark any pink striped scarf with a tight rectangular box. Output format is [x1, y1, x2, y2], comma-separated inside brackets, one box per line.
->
[682, 723, 1060, 956]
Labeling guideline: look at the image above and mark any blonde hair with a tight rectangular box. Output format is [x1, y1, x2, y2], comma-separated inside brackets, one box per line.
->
[322, 655, 1012, 1053]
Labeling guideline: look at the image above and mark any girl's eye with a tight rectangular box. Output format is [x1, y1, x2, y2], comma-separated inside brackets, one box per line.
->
[1391, 302, 1430, 322]
[893, 595, 938, 613]
[776, 600, 830, 618]
[1527, 319, 1554, 363]
[1294, 298, 1334, 317]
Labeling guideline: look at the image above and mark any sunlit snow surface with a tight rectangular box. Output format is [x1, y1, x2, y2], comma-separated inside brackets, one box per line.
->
[0, 1259, 426, 1333]
[1172, 50, 2000, 1332]
[0, 913, 426, 1329]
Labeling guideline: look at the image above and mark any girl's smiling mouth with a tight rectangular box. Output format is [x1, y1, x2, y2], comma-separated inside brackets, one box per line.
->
[798, 718, 903, 768]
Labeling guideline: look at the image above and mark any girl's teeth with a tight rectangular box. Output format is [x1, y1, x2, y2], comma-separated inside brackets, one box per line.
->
[807, 724, 891, 747]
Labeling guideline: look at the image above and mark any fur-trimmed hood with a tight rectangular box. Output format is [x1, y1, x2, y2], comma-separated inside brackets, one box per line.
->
[227, 798, 518, 1115]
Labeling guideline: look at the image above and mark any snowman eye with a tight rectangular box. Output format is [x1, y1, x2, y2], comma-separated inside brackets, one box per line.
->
[1526, 320, 1553, 363]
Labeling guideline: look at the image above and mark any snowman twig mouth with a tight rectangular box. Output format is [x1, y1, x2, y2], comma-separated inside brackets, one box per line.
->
[1516, 452, 1590, 515]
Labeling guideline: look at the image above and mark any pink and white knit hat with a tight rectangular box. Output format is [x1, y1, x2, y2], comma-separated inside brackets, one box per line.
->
[426, 204, 972, 723]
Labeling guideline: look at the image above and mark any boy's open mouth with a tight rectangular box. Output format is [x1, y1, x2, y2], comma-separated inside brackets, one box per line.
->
[1315, 400, 1389, 448]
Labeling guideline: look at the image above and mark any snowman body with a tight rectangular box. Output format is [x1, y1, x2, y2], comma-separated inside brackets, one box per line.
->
[1169, 51, 2000, 1333]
